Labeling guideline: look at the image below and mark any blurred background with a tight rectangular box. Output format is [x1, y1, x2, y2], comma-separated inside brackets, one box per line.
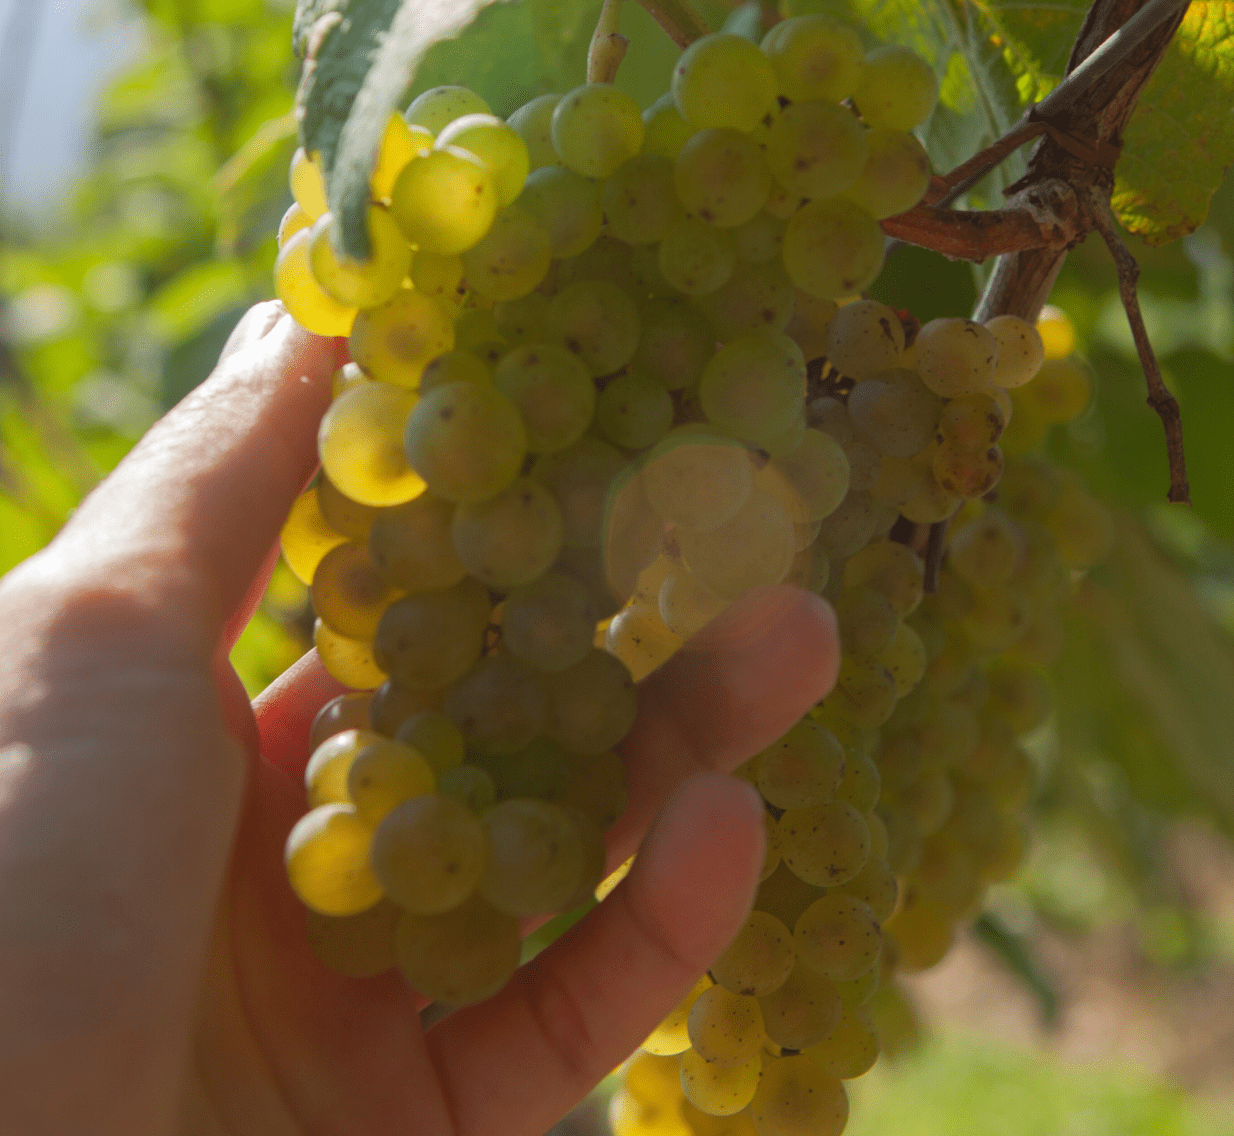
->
[2, 1, 1234, 1132]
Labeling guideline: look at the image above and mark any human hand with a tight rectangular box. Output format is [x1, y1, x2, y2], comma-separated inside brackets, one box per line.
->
[0, 303, 839, 1136]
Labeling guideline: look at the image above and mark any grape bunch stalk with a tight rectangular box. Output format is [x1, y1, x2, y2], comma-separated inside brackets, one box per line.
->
[271, 14, 1111, 1135]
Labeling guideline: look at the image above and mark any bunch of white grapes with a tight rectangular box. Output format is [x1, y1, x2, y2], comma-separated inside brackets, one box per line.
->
[270, 9, 1111, 1133]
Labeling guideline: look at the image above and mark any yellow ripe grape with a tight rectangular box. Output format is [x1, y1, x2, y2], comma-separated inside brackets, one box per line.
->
[346, 739, 436, 824]
[778, 800, 870, 887]
[332, 361, 370, 399]
[642, 91, 694, 160]
[609, 1090, 693, 1136]
[304, 899, 401, 978]
[793, 894, 882, 982]
[410, 251, 465, 308]
[805, 1006, 879, 1080]
[1036, 303, 1076, 360]
[308, 208, 411, 310]
[350, 286, 455, 388]
[290, 146, 328, 220]
[275, 230, 357, 338]
[672, 33, 778, 133]
[551, 83, 645, 179]
[681, 1102, 760, 1136]
[605, 601, 683, 682]
[757, 961, 842, 1050]
[712, 911, 795, 998]
[985, 314, 1045, 388]
[278, 202, 313, 248]
[437, 113, 531, 206]
[1022, 356, 1092, 423]
[625, 1051, 687, 1108]
[679, 1049, 761, 1117]
[318, 381, 424, 506]
[285, 803, 383, 917]
[596, 854, 634, 902]
[314, 618, 388, 690]
[688, 985, 766, 1067]
[311, 541, 399, 640]
[391, 146, 498, 255]
[317, 476, 381, 542]
[507, 92, 563, 171]
[644, 974, 712, 1055]
[304, 727, 384, 808]
[373, 114, 433, 201]
[405, 85, 491, 134]
[750, 1054, 848, 1136]
[280, 486, 347, 585]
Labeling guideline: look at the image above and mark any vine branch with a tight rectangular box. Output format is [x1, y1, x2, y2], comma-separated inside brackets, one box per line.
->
[633, 0, 708, 48]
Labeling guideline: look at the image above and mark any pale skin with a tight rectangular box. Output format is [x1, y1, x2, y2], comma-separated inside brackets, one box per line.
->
[0, 302, 840, 1135]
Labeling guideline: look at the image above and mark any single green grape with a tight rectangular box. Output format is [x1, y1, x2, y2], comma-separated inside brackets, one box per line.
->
[805, 1006, 879, 1080]
[782, 197, 884, 300]
[699, 332, 806, 449]
[443, 652, 548, 755]
[693, 258, 795, 341]
[544, 648, 638, 755]
[635, 300, 716, 390]
[493, 342, 596, 453]
[507, 93, 563, 170]
[674, 128, 771, 229]
[350, 288, 455, 388]
[308, 207, 410, 311]
[712, 911, 796, 998]
[436, 113, 530, 206]
[370, 793, 485, 913]
[395, 892, 520, 1004]
[641, 91, 694, 159]
[551, 83, 644, 178]
[679, 1049, 761, 1117]
[756, 960, 842, 1050]
[596, 372, 674, 451]
[275, 229, 357, 337]
[853, 46, 939, 130]
[459, 206, 551, 301]
[545, 279, 641, 376]
[391, 146, 497, 255]
[368, 493, 466, 593]
[750, 1055, 848, 1136]
[405, 86, 491, 135]
[687, 983, 766, 1067]
[794, 893, 882, 982]
[478, 798, 587, 915]
[658, 568, 729, 640]
[842, 128, 931, 219]
[778, 799, 870, 887]
[761, 15, 865, 102]
[658, 216, 737, 295]
[603, 154, 682, 245]
[673, 33, 778, 132]
[304, 727, 384, 808]
[409, 250, 464, 308]
[913, 317, 999, 397]
[347, 739, 436, 824]
[311, 541, 398, 641]
[451, 476, 564, 588]
[766, 102, 867, 202]
[517, 166, 603, 259]
[372, 578, 491, 690]
[502, 571, 597, 673]
[757, 717, 846, 810]
[285, 803, 383, 917]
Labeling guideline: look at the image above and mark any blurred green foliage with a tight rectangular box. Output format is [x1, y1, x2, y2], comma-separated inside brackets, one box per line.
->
[3, 1, 1234, 1095]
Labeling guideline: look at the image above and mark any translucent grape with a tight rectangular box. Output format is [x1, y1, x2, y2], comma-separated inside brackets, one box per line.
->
[314, 619, 388, 690]
[825, 300, 904, 379]
[782, 198, 884, 299]
[688, 983, 766, 1066]
[347, 740, 436, 824]
[373, 114, 432, 201]
[369, 792, 484, 912]
[693, 259, 795, 340]
[658, 217, 736, 295]
[805, 1006, 879, 1079]
[405, 86, 490, 135]
[794, 894, 881, 981]
[404, 381, 527, 503]
[391, 146, 497, 255]
[436, 113, 529, 206]
[597, 373, 674, 450]
[843, 539, 924, 616]
[308, 208, 410, 310]
[545, 648, 638, 754]
[766, 102, 867, 202]
[757, 718, 846, 809]
[852, 46, 938, 130]
[285, 803, 382, 916]
[368, 493, 467, 593]
[757, 960, 843, 1050]
[713, 911, 796, 997]
[316, 478, 381, 543]
[642, 91, 695, 159]
[350, 288, 455, 388]
[305, 727, 384, 808]
[778, 800, 870, 886]
[625, 1049, 685, 1107]
[305, 900, 400, 978]
[459, 206, 551, 301]
[1023, 357, 1092, 422]
[913, 317, 999, 397]
[603, 154, 681, 244]
[275, 230, 357, 337]
[278, 202, 312, 248]
[311, 693, 375, 751]
[394, 710, 466, 777]
[677, 489, 796, 600]
[479, 798, 587, 915]
[673, 33, 778, 132]
[754, 429, 851, 524]
[372, 579, 490, 690]
[700, 333, 806, 448]
[750, 1054, 848, 1136]
[985, 314, 1045, 387]
[410, 251, 465, 308]
[936, 391, 1006, 450]
[674, 128, 771, 228]
[1036, 304, 1076, 360]
[503, 571, 597, 672]
[443, 651, 547, 754]
[493, 342, 595, 453]
[451, 476, 564, 588]
[609, 1091, 692, 1136]
[842, 128, 930, 219]
[531, 436, 628, 548]
[395, 893, 520, 1005]
[290, 146, 327, 220]
[545, 279, 641, 375]
[829, 853, 897, 923]
[642, 974, 712, 1055]
[815, 491, 880, 559]
[635, 300, 716, 390]
[679, 1049, 761, 1117]
[551, 83, 644, 178]
[658, 568, 729, 639]
[312, 542, 398, 640]
[761, 15, 864, 103]
[281, 486, 347, 585]
[437, 764, 497, 815]
[507, 93, 563, 170]
[518, 166, 604, 258]
[933, 440, 1004, 499]
[643, 429, 753, 532]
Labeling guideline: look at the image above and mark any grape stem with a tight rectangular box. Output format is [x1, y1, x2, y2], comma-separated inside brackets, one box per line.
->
[633, 0, 710, 48]
[588, 0, 629, 83]
[1087, 188, 1191, 504]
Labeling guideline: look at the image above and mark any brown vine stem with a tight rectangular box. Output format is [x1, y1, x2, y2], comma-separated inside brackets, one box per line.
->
[1087, 188, 1191, 504]
[633, 0, 709, 48]
[881, 202, 1059, 262]
[588, 0, 628, 83]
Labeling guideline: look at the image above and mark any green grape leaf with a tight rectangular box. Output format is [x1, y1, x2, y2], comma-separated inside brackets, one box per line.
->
[1113, 1, 1234, 245]
[294, 0, 501, 258]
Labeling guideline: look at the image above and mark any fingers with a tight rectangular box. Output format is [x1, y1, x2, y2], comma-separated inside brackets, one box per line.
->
[427, 773, 765, 1136]
[50, 304, 345, 642]
[609, 584, 839, 867]
[252, 650, 347, 780]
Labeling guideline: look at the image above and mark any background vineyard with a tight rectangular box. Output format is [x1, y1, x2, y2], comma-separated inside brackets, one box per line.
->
[3, 0, 1234, 1131]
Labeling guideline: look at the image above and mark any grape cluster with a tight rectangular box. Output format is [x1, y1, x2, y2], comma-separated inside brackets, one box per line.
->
[270, 10, 1109, 1132]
